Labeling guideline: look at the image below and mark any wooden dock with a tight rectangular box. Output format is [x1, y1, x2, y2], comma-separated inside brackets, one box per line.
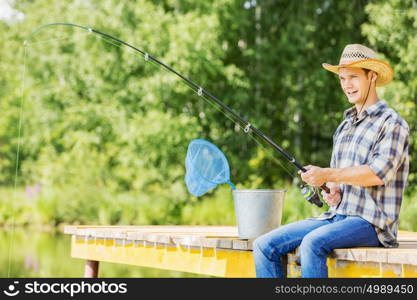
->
[64, 225, 417, 277]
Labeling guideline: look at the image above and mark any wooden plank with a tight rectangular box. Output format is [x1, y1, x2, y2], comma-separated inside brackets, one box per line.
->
[65, 225, 238, 235]
[125, 232, 240, 248]
[210, 238, 234, 249]
[67, 226, 240, 244]
[197, 237, 235, 249]
[330, 248, 417, 266]
[386, 250, 417, 265]
[163, 235, 234, 249]
[170, 235, 203, 248]
[64, 226, 145, 235]
[232, 239, 253, 250]
[140, 233, 172, 244]
[65, 225, 417, 265]
[289, 246, 417, 267]
[65, 226, 417, 244]
[398, 245, 417, 248]
[163, 235, 237, 250]
[75, 228, 127, 239]
[64, 226, 417, 237]
[126, 231, 239, 241]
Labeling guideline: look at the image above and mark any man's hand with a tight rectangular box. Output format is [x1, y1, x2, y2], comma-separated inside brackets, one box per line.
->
[297, 165, 329, 187]
[321, 182, 341, 207]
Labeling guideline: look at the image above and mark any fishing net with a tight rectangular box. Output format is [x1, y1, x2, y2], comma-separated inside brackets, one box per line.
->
[185, 139, 236, 197]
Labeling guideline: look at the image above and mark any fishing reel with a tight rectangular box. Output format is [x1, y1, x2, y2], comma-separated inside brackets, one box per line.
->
[300, 184, 323, 208]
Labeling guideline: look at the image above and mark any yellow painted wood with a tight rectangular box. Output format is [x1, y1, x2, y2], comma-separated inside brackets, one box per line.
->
[328, 259, 382, 278]
[71, 236, 256, 277]
[67, 226, 417, 278]
[71, 236, 417, 278]
[403, 264, 417, 277]
[279, 258, 417, 278]
[287, 262, 301, 278]
[327, 259, 417, 278]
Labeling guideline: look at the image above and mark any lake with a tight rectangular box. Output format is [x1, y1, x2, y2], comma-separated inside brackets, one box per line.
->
[0, 228, 206, 277]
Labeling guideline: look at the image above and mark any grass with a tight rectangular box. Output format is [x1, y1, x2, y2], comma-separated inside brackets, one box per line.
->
[1, 182, 416, 231]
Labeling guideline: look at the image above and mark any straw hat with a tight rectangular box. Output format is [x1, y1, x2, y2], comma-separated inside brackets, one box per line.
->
[322, 44, 393, 86]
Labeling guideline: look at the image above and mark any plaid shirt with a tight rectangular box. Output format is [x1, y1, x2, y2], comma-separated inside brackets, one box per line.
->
[316, 100, 409, 247]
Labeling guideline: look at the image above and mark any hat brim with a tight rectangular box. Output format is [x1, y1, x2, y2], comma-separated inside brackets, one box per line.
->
[322, 59, 393, 86]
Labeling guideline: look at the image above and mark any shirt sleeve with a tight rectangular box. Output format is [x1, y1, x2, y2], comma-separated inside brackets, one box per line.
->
[367, 121, 409, 185]
[330, 150, 336, 168]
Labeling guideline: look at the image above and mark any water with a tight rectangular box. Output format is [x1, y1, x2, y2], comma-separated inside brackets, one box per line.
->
[0, 228, 207, 277]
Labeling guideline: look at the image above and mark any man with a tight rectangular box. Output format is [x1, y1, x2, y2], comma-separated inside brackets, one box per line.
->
[253, 44, 409, 278]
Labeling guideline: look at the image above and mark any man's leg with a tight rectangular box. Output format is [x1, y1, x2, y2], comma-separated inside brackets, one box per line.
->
[252, 218, 331, 278]
[299, 215, 380, 278]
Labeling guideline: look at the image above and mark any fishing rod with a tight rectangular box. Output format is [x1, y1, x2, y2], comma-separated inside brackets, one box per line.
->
[26, 23, 328, 207]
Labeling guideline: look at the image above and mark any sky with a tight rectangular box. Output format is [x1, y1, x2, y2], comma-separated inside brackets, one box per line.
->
[0, 0, 24, 22]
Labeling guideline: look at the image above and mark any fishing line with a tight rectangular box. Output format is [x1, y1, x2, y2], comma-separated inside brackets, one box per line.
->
[176, 87, 298, 179]
[188, 92, 297, 179]
[13, 25, 327, 277]
[90, 33, 249, 132]
[22, 22, 321, 192]
[78, 24, 319, 197]
[29, 24, 248, 137]
[22, 23, 325, 188]
[8, 43, 28, 278]
[13, 22, 330, 276]
[9, 21, 305, 279]
[133, 48, 297, 178]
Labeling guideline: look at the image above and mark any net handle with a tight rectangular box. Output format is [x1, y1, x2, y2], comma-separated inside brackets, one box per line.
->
[226, 180, 236, 190]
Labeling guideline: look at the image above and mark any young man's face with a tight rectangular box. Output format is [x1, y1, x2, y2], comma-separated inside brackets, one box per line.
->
[338, 67, 373, 105]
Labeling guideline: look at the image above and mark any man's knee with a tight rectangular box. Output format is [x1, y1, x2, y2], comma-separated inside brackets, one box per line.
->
[253, 234, 269, 255]
[253, 232, 287, 260]
[299, 233, 328, 257]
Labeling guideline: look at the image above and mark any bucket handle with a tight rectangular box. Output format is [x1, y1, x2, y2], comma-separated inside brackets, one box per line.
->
[226, 180, 236, 190]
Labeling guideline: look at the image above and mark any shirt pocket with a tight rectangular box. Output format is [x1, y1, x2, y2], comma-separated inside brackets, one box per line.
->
[352, 132, 377, 164]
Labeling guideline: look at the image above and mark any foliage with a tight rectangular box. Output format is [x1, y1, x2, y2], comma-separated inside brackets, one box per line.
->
[0, 0, 415, 230]
[362, 0, 417, 186]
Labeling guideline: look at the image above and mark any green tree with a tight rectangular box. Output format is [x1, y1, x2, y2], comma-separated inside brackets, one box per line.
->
[217, 0, 369, 185]
[362, 0, 417, 186]
[1, 0, 415, 227]
[0, 0, 247, 223]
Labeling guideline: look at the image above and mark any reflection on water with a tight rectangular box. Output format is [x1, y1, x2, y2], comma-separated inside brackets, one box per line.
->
[0, 229, 206, 277]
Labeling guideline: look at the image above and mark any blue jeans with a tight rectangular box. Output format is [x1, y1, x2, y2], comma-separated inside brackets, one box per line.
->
[253, 214, 381, 278]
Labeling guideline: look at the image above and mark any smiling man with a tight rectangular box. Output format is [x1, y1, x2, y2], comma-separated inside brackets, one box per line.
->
[253, 44, 410, 278]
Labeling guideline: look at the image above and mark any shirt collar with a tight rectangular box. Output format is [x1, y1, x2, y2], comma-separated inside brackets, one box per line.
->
[343, 100, 387, 121]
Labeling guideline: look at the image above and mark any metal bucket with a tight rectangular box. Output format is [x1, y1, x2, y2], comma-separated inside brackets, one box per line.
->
[232, 189, 286, 239]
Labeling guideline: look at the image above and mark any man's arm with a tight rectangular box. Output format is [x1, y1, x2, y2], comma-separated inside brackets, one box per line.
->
[299, 165, 384, 187]
[300, 121, 409, 188]
[324, 165, 384, 186]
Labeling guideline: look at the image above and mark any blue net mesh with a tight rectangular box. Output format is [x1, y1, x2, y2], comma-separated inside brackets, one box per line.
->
[185, 139, 236, 197]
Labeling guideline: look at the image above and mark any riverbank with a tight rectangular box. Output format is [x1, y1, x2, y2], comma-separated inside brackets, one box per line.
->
[1, 184, 416, 231]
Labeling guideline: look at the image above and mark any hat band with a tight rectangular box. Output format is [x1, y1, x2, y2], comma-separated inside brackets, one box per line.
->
[341, 51, 372, 60]
[339, 51, 374, 65]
